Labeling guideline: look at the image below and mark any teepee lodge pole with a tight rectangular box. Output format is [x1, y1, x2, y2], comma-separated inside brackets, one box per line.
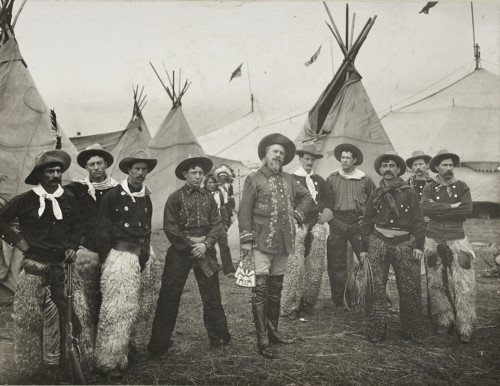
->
[323, 1, 348, 56]
[350, 13, 356, 50]
[11, 0, 26, 29]
[345, 3, 349, 50]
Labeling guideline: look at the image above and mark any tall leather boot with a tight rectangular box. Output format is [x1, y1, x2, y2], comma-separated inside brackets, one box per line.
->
[267, 275, 295, 344]
[251, 275, 275, 359]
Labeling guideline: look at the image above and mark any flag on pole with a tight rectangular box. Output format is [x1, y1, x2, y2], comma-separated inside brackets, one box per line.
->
[304, 45, 322, 66]
[419, 2, 438, 14]
[229, 63, 243, 82]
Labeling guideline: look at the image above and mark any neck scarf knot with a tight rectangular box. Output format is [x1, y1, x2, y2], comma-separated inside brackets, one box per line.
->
[433, 175, 458, 197]
[371, 178, 409, 222]
[121, 179, 150, 202]
[32, 184, 64, 220]
[294, 166, 317, 203]
[74, 176, 118, 201]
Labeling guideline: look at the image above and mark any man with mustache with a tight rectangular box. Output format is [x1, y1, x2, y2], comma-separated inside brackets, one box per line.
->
[238, 133, 312, 358]
[0, 150, 83, 381]
[94, 149, 157, 379]
[406, 150, 433, 203]
[64, 143, 118, 371]
[281, 143, 334, 320]
[359, 152, 425, 344]
[421, 149, 475, 343]
[147, 155, 231, 360]
[325, 143, 376, 309]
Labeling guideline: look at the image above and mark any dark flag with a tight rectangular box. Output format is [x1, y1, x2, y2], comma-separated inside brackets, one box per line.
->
[304, 45, 322, 66]
[229, 63, 243, 82]
[419, 2, 438, 14]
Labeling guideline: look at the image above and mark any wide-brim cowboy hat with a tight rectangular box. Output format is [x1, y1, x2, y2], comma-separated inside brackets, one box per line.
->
[296, 143, 323, 159]
[175, 155, 213, 180]
[374, 152, 407, 176]
[25, 150, 71, 185]
[429, 149, 460, 173]
[333, 143, 363, 165]
[118, 149, 158, 174]
[405, 150, 432, 168]
[77, 143, 114, 168]
[257, 133, 296, 166]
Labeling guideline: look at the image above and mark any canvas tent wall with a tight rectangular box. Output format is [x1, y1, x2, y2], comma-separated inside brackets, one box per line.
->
[0, 0, 84, 296]
[381, 68, 500, 206]
[70, 130, 123, 152]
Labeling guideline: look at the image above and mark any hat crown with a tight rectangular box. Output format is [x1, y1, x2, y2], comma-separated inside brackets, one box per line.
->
[410, 150, 427, 158]
[298, 143, 318, 154]
[85, 143, 105, 151]
[436, 148, 450, 156]
[127, 149, 151, 159]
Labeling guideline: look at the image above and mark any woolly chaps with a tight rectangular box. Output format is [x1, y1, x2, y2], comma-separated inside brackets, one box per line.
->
[72, 247, 101, 371]
[424, 237, 476, 340]
[13, 271, 45, 379]
[281, 223, 327, 315]
[365, 235, 423, 341]
[94, 247, 159, 372]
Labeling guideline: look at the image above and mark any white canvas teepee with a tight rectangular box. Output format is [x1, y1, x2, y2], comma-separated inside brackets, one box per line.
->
[108, 85, 152, 177]
[287, 13, 394, 183]
[144, 67, 207, 229]
[0, 0, 84, 296]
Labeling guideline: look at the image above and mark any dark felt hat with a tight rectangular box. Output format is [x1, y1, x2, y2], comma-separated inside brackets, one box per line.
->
[374, 152, 407, 176]
[296, 143, 323, 159]
[429, 149, 460, 173]
[175, 155, 213, 180]
[405, 150, 432, 168]
[77, 143, 114, 168]
[257, 133, 296, 166]
[25, 150, 71, 185]
[333, 143, 363, 166]
[118, 149, 158, 174]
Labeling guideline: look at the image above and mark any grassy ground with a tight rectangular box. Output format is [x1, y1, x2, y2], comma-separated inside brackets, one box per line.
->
[1, 218, 499, 384]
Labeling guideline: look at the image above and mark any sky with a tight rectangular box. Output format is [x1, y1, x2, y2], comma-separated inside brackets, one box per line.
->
[10, 0, 500, 139]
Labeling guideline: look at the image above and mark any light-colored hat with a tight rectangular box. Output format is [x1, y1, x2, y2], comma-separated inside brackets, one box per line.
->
[405, 150, 432, 168]
[296, 143, 323, 159]
[25, 150, 71, 185]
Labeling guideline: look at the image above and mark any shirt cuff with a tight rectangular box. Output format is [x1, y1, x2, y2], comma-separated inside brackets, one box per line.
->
[0, 231, 22, 247]
[240, 230, 253, 244]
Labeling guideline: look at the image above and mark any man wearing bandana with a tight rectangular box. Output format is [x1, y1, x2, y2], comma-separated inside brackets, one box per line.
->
[421, 149, 475, 343]
[405, 150, 433, 203]
[64, 143, 118, 371]
[359, 152, 425, 344]
[0, 150, 83, 381]
[325, 143, 376, 309]
[281, 143, 334, 320]
[94, 149, 157, 378]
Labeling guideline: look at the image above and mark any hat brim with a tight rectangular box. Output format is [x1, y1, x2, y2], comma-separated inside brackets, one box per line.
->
[374, 154, 407, 176]
[405, 154, 432, 169]
[175, 157, 213, 180]
[119, 157, 158, 174]
[24, 151, 71, 185]
[77, 149, 114, 168]
[429, 153, 460, 173]
[296, 150, 323, 159]
[257, 133, 296, 166]
[333, 143, 363, 166]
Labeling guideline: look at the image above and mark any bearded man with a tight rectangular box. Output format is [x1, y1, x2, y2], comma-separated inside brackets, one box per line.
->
[421, 149, 475, 343]
[64, 143, 118, 370]
[238, 133, 312, 359]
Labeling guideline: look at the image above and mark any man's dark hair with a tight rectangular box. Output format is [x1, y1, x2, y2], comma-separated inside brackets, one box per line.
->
[82, 152, 106, 166]
[184, 163, 206, 174]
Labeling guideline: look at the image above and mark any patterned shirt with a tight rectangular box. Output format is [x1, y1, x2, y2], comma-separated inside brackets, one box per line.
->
[163, 185, 224, 251]
[407, 175, 433, 202]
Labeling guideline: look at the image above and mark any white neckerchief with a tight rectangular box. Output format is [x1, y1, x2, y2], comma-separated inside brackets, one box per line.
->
[74, 176, 118, 201]
[219, 182, 230, 203]
[120, 179, 147, 203]
[32, 184, 64, 220]
[211, 190, 222, 209]
[335, 168, 365, 180]
[294, 166, 317, 203]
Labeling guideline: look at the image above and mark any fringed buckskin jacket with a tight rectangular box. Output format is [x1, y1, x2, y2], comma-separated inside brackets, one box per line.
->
[238, 164, 312, 254]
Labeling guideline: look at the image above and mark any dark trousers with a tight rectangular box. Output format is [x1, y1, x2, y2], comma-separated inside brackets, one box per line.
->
[327, 218, 362, 306]
[148, 246, 230, 355]
[217, 234, 235, 275]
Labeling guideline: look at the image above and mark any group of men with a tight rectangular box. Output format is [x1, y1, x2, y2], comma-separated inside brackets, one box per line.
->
[0, 130, 477, 380]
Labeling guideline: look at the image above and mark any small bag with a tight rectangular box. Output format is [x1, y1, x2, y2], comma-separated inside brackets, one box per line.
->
[235, 247, 255, 288]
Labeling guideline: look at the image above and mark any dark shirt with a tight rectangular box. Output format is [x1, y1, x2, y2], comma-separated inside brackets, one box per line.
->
[163, 185, 224, 251]
[64, 182, 115, 251]
[407, 175, 433, 202]
[238, 164, 312, 254]
[293, 173, 335, 225]
[326, 170, 376, 226]
[0, 189, 83, 263]
[360, 179, 426, 251]
[421, 179, 472, 241]
[95, 184, 152, 262]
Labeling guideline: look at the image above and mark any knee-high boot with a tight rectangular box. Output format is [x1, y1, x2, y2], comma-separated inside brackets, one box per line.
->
[251, 275, 274, 359]
[267, 275, 295, 344]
